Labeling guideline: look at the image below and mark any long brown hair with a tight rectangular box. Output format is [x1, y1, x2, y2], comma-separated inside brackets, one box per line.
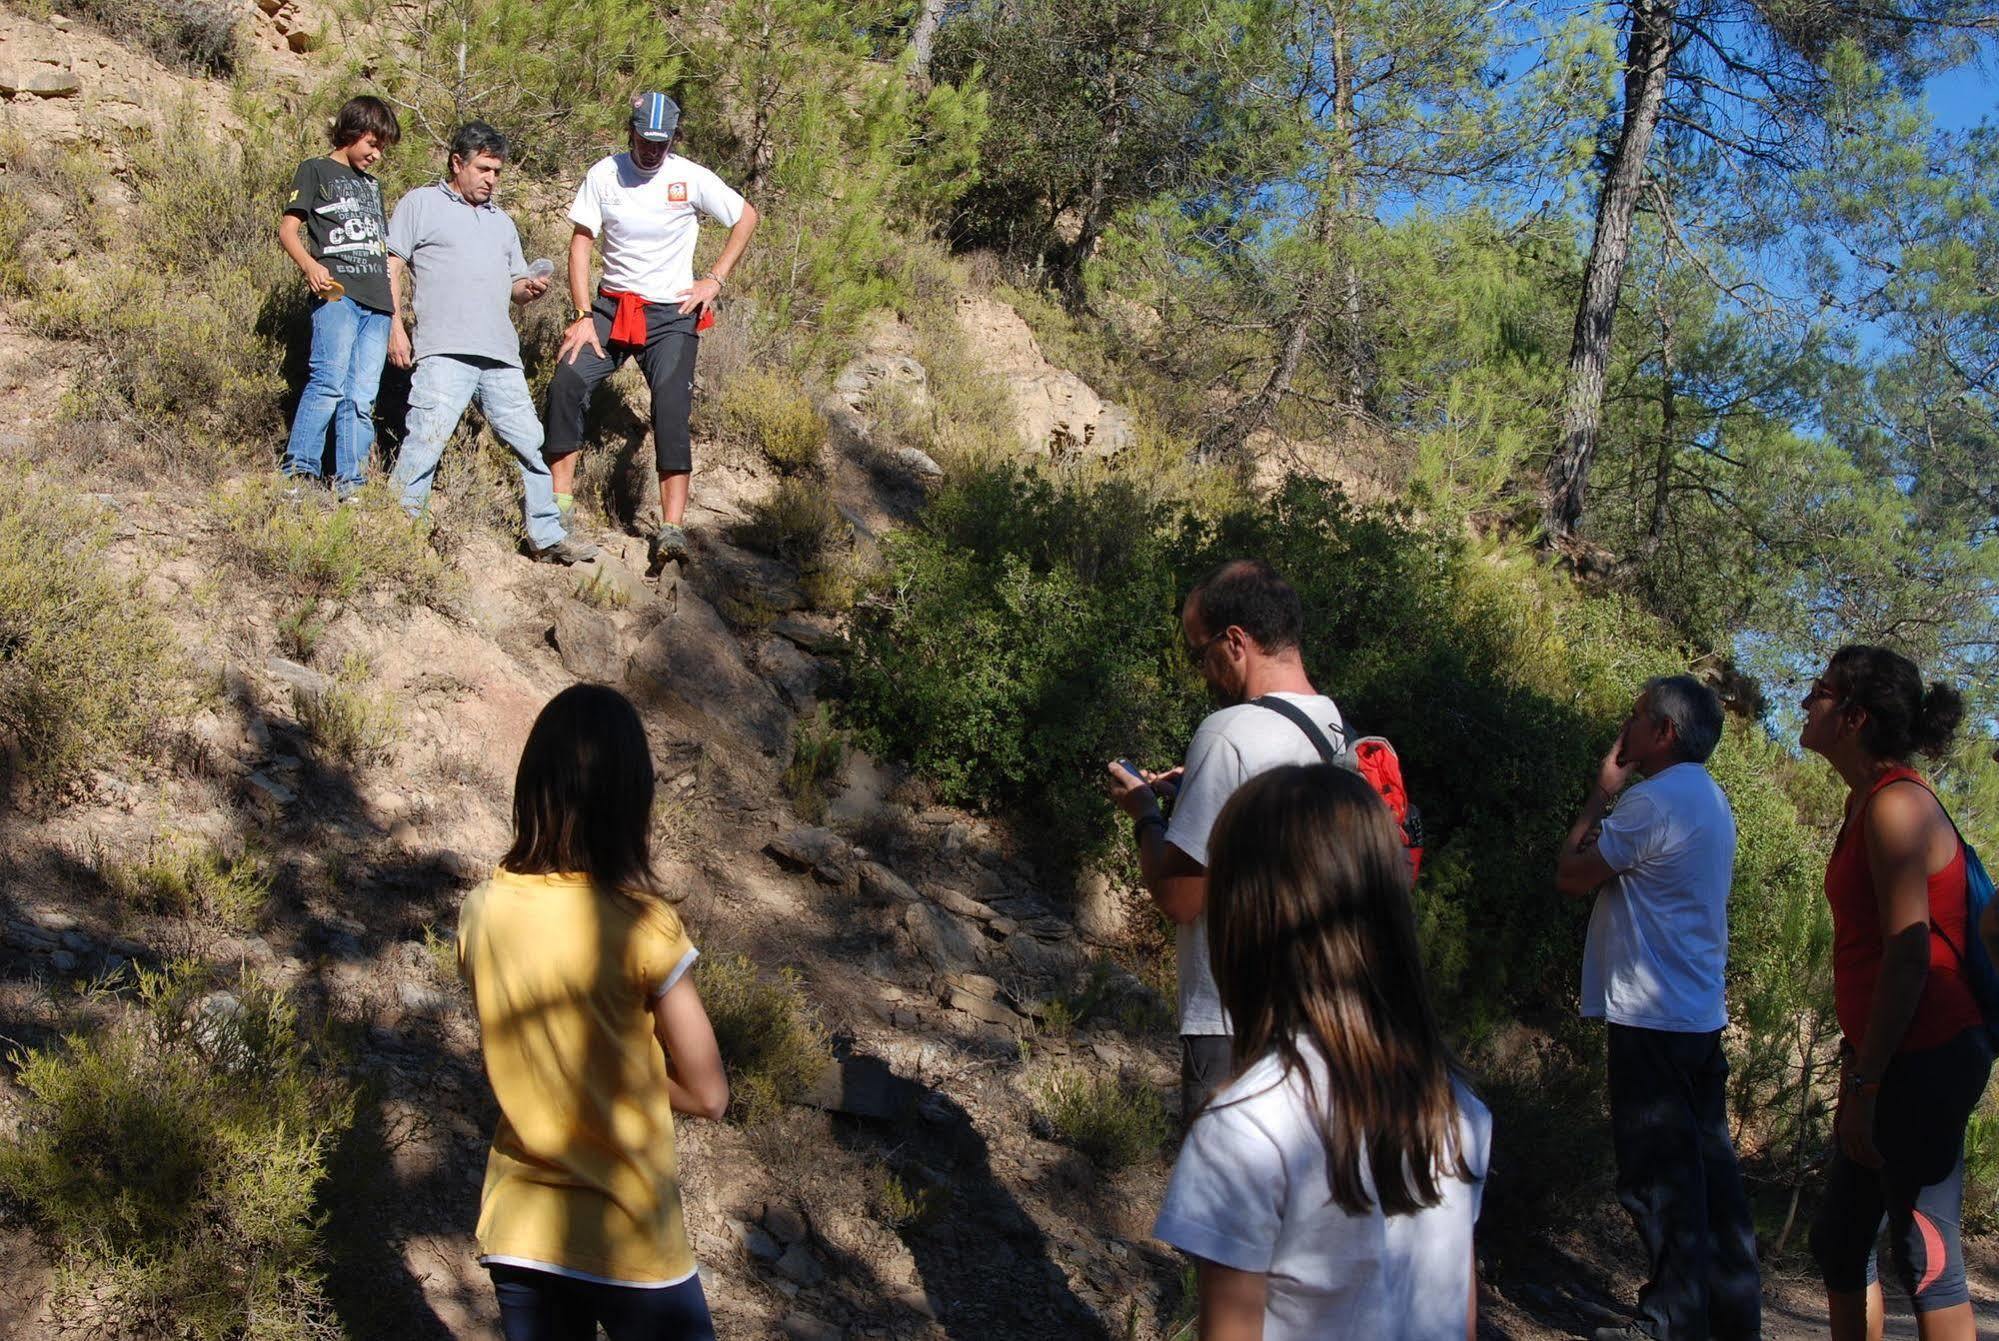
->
[1207, 764, 1472, 1215]
[501, 683, 664, 902]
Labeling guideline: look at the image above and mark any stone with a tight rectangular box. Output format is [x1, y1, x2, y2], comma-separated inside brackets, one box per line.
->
[265, 656, 331, 696]
[625, 591, 792, 757]
[923, 883, 997, 922]
[58, 930, 92, 953]
[764, 1202, 809, 1244]
[1073, 869, 1129, 945]
[397, 981, 444, 1012]
[757, 635, 823, 709]
[244, 770, 297, 809]
[734, 1221, 783, 1261]
[944, 972, 1003, 1001]
[286, 27, 318, 52]
[856, 861, 918, 905]
[893, 446, 944, 479]
[770, 614, 844, 655]
[766, 827, 855, 887]
[779, 1312, 841, 1341]
[797, 1054, 921, 1121]
[1005, 932, 1086, 980]
[833, 353, 929, 412]
[548, 603, 623, 682]
[773, 1242, 823, 1286]
[947, 988, 1018, 1028]
[256, 0, 284, 12]
[48, 949, 78, 974]
[904, 902, 983, 973]
[2, 69, 81, 99]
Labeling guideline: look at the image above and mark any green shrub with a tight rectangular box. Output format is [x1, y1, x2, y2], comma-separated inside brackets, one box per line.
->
[573, 568, 632, 611]
[99, 833, 271, 930]
[737, 478, 845, 567]
[220, 478, 455, 607]
[0, 471, 185, 792]
[276, 596, 330, 662]
[0, 962, 353, 1340]
[292, 654, 398, 764]
[60, 0, 242, 76]
[869, 1166, 948, 1230]
[692, 952, 829, 1126]
[1035, 1069, 1170, 1170]
[720, 370, 827, 472]
[783, 706, 847, 824]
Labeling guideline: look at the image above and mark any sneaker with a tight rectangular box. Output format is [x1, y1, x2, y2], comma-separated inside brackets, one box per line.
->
[529, 536, 600, 566]
[332, 479, 366, 504]
[650, 522, 690, 568]
[281, 472, 319, 503]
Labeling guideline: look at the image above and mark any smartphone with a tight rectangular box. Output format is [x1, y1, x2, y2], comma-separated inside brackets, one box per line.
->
[1113, 758, 1145, 783]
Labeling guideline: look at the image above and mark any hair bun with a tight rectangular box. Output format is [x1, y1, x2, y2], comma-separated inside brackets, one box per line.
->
[1914, 680, 1965, 758]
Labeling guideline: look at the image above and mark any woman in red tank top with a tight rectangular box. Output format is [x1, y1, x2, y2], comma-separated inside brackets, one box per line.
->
[1801, 645, 1984, 1341]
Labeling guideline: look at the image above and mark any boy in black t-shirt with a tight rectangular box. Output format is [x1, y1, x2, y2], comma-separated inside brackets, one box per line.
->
[279, 96, 401, 500]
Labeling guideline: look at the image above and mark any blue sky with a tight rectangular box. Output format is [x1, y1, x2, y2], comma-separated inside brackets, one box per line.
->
[1927, 57, 1994, 132]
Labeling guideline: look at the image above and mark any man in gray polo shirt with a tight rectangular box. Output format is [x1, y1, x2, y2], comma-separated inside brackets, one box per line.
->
[386, 121, 594, 564]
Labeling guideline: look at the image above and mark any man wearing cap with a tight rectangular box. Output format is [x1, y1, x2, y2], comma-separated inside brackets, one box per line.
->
[543, 92, 761, 571]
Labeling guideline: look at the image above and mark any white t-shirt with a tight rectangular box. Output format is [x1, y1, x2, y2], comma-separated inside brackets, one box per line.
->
[1154, 1045, 1491, 1341]
[1164, 693, 1345, 1036]
[1581, 761, 1737, 1033]
[568, 153, 748, 305]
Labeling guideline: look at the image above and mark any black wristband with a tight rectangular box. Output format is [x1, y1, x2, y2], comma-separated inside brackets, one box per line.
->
[1133, 812, 1167, 843]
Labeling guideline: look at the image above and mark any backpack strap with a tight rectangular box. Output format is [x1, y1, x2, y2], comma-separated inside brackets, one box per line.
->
[1872, 776, 1976, 970]
[1250, 696, 1347, 764]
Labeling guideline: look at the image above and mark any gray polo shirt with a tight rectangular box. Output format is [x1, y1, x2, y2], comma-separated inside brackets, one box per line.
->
[387, 181, 529, 367]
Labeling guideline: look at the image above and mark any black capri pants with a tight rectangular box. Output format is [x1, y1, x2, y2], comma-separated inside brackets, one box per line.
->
[543, 293, 699, 475]
[1810, 1026, 1993, 1312]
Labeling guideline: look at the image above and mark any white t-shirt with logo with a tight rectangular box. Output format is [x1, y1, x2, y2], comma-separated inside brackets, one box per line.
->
[568, 153, 747, 305]
[1154, 1045, 1490, 1341]
[1581, 761, 1737, 1033]
[1164, 693, 1345, 1036]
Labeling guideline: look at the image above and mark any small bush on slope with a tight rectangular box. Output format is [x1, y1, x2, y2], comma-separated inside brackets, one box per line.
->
[0, 962, 354, 1341]
[99, 832, 272, 930]
[0, 470, 185, 793]
[693, 952, 829, 1126]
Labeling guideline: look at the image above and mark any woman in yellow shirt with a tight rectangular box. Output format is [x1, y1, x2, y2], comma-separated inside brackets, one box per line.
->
[458, 683, 729, 1339]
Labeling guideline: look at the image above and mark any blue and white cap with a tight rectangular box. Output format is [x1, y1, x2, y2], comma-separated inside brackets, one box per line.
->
[630, 92, 680, 143]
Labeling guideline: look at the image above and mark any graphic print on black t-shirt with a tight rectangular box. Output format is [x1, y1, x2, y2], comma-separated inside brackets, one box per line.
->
[284, 158, 391, 313]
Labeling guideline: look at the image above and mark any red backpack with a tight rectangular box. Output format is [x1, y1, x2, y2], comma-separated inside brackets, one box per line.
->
[1252, 696, 1426, 881]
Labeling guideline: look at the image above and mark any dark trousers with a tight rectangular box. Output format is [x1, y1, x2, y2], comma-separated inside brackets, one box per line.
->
[1607, 1023, 1762, 1340]
[490, 1263, 715, 1341]
[1181, 1034, 1233, 1125]
[543, 293, 700, 474]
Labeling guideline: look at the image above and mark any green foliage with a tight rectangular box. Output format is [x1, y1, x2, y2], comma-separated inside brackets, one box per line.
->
[1034, 1069, 1170, 1170]
[0, 471, 185, 792]
[718, 369, 826, 472]
[100, 833, 272, 930]
[59, 0, 242, 77]
[783, 706, 846, 824]
[276, 597, 330, 662]
[292, 653, 399, 764]
[572, 567, 632, 611]
[0, 962, 353, 1340]
[736, 477, 846, 574]
[869, 1166, 948, 1230]
[220, 478, 455, 606]
[343, 0, 685, 176]
[692, 952, 829, 1125]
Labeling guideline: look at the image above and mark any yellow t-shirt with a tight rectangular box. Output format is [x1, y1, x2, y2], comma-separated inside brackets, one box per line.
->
[457, 868, 699, 1285]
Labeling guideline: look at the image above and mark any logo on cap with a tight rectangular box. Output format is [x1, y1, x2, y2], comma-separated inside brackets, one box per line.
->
[630, 92, 681, 143]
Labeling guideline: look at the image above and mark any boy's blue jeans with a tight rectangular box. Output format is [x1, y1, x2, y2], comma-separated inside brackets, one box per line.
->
[283, 295, 391, 486]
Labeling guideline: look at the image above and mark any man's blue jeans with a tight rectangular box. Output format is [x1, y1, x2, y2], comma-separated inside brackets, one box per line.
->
[283, 296, 390, 486]
[391, 354, 564, 550]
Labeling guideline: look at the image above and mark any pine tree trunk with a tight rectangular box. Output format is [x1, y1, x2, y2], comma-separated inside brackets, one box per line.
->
[1544, 0, 1676, 546]
[1198, 11, 1355, 462]
[1053, 77, 1123, 311]
[909, 0, 947, 81]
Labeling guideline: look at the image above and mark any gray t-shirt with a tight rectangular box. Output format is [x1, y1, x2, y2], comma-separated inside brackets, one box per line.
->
[1581, 762, 1736, 1033]
[1164, 692, 1346, 1036]
[386, 182, 530, 367]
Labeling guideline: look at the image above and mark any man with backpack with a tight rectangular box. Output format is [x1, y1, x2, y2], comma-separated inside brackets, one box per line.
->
[1554, 675, 1760, 1341]
[1106, 560, 1350, 1122]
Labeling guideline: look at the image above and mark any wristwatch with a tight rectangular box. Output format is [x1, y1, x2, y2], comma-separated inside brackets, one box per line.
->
[572, 305, 592, 323]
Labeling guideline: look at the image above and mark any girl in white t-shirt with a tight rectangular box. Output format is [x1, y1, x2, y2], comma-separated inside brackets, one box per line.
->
[1154, 764, 1492, 1341]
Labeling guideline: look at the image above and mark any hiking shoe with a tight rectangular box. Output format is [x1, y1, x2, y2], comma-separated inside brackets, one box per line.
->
[529, 536, 600, 566]
[332, 479, 366, 504]
[650, 522, 690, 568]
[281, 473, 319, 503]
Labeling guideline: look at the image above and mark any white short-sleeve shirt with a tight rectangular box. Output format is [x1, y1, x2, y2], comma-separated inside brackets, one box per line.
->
[1164, 693, 1345, 1036]
[569, 152, 748, 305]
[1154, 1045, 1491, 1341]
[1580, 761, 1737, 1033]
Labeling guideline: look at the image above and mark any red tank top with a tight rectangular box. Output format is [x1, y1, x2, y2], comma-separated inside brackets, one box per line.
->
[1826, 767, 1981, 1052]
